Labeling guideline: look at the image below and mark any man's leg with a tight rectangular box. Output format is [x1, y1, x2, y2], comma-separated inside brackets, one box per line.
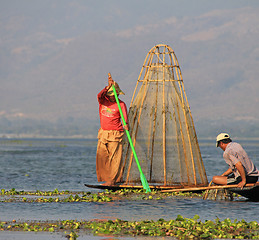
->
[105, 140, 123, 185]
[96, 140, 109, 182]
[212, 175, 228, 185]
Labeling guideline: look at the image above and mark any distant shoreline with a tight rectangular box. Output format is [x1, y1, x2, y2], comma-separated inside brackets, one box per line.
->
[0, 134, 97, 140]
[1, 134, 259, 141]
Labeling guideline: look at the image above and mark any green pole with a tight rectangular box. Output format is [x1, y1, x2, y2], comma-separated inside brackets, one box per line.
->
[112, 85, 151, 193]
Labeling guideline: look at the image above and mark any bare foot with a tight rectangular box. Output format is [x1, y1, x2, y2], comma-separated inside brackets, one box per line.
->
[101, 181, 115, 186]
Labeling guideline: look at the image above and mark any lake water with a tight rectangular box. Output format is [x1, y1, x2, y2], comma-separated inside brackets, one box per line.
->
[0, 138, 259, 239]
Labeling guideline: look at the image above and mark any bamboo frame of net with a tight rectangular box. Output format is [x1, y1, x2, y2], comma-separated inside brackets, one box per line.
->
[122, 44, 208, 187]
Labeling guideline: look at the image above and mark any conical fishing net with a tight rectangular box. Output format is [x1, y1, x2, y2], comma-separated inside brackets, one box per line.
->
[121, 44, 208, 187]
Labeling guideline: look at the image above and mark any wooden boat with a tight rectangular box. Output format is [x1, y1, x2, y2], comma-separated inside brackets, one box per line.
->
[227, 184, 259, 201]
[161, 182, 259, 201]
[85, 182, 259, 201]
[84, 183, 183, 191]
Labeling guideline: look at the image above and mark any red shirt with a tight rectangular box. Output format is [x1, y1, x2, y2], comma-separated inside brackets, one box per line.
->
[97, 87, 128, 131]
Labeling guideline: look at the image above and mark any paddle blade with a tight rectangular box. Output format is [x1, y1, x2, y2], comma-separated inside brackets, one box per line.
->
[140, 172, 151, 193]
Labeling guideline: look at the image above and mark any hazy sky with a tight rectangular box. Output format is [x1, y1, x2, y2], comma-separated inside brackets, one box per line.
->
[3, 1, 259, 32]
[1, 0, 259, 124]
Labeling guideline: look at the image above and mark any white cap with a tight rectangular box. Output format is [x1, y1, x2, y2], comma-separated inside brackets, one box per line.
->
[216, 133, 230, 147]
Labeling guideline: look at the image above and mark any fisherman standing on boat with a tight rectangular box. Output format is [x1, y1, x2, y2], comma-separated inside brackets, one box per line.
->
[212, 133, 259, 189]
[96, 73, 129, 186]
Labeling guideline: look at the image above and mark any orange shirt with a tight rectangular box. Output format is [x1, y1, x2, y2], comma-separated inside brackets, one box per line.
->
[97, 88, 128, 131]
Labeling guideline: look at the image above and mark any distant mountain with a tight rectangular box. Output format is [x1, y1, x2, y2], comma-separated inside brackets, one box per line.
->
[0, 3, 258, 138]
[195, 119, 259, 139]
[0, 116, 259, 139]
[0, 117, 100, 138]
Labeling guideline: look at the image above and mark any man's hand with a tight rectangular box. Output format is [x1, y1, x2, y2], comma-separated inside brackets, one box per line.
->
[108, 73, 114, 88]
[123, 124, 129, 131]
[237, 180, 246, 189]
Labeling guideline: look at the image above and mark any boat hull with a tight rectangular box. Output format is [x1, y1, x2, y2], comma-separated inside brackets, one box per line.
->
[85, 182, 259, 201]
[228, 185, 259, 201]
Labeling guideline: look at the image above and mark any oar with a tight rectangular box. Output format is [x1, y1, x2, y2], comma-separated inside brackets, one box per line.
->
[112, 85, 151, 193]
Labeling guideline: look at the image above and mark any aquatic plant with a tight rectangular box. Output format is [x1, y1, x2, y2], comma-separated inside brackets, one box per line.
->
[0, 188, 243, 203]
[1, 216, 258, 239]
[0, 188, 72, 196]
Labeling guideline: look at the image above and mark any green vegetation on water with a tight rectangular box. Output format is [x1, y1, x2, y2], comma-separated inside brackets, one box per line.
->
[0, 187, 241, 202]
[0, 188, 204, 203]
[0, 188, 258, 239]
[0, 216, 258, 239]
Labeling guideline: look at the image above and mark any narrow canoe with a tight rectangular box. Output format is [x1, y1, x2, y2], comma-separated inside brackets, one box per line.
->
[84, 183, 183, 191]
[85, 182, 259, 201]
[228, 184, 259, 201]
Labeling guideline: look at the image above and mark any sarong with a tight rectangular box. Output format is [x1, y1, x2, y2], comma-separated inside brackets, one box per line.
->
[96, 128, 124, 183]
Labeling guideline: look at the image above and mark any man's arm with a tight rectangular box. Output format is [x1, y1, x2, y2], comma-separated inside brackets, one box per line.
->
[221, 168, 233, 177]
[97, 88, 108, 104]
[120, 102, 129, 131]
[97, 75, 115, 103]
[235, 161, 246, 189]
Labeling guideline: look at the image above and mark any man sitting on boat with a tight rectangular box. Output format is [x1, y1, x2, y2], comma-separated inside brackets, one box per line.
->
[212, 133, 259, 189]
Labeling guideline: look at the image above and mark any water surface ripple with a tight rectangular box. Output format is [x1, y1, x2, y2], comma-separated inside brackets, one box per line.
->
[0, 138, 259, 224]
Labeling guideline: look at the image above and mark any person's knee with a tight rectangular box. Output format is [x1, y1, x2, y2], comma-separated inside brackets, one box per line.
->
[212, 175, 220, 184]
[212, 175, 227, 185]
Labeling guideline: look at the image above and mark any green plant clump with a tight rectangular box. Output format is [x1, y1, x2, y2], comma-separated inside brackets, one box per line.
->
[87, 216, 259, 239]
[0, 187, 238, 203]
[1, 216, 258, 239]
[0, 188, 72, 196]
[0, 189, 113, 203]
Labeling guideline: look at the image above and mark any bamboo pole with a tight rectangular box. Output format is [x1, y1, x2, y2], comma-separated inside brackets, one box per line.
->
[138, 79, 181, 82]
[125, 51, 155, 183]
[172, 49, 207, 185]
[164, 46, 188, 185]
[170, 49, 197, 185]
[167, 51, 189, 185]
[124, 84, 145, 184]
[169, 51, 190, 184]
[130, 49, 150, 107]
[131, 46, 157, 106]
[149, 75, 159, 181]
[125, 50, 154, 183]
[172, 52, 205, 185]
[162, 46, 167, 185]
[203, 181, 213, 200]
[169, 90, 182, 184]
[161, 182, 259, 193]
[166, 49, 178, 184]
[169, 88, 187, 184]
[165, 48, 191, 185]
[125, 81, 148, 183]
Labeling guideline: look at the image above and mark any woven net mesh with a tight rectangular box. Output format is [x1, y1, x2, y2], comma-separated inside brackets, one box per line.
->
[121, 44, 208, 187]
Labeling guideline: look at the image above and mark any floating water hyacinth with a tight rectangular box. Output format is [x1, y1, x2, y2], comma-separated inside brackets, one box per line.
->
[1, 216, 258, 239]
